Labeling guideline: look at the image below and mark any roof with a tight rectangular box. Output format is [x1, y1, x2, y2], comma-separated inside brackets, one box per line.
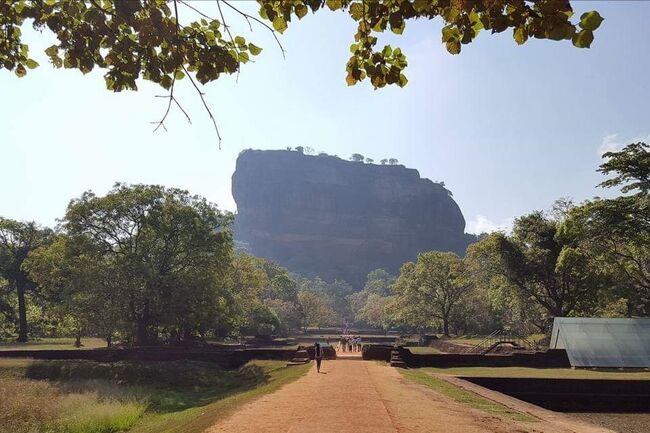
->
[550, 317, 650, 368]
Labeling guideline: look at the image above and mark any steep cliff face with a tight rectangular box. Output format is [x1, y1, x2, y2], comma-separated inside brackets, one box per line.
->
[232, 149, 475, 287]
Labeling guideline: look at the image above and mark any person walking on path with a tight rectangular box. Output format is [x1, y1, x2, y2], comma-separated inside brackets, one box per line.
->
[314, 342, 323, 373]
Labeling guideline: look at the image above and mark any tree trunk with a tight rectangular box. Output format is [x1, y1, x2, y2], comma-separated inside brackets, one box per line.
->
[442, 319, 450, 337]
[16, 279, 28, 343]
[627, 298, 634, 318]
[135, 301, 150, 346]
[136, 319, 149, 346]
[74, 331, 82, 348]
[106, 332, 112, 347]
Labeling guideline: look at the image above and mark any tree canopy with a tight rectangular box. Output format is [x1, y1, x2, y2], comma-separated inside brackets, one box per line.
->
[559, 142, 650, 316]
[1, 0, 604, 137]
[26, 183, 234, 345]
[389, 251, 471, 336]
[0, 218, 52, 342]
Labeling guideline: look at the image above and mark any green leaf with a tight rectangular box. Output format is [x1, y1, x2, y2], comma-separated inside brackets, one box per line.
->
[349, 3, 364, 20]
[295, 4, 308, 19]
[238, 52, 249, 63]
[234, 36, 246, 46]
[25, 59, 39, 69]
[572, 29, 594, 48]
[160, 75, 172, 89]
[445, 40, 461, 55]
[548, 23, 572, 41]
[441, 25, 459, 43]
[398, 74, 408, 88]
[382, 45, 392, 57]
[45, 45, 58, 57]
[326, 0, 342, 11]
[15, 64, 26, 77]
[579, 11, 604, 31]
[513, 27, 527, 45]
[389, 13, 404, 34]
[413, 0, 429, 13]
[175, 70, 185, 80]
[248, 43, 262, 55]
[272, 16, 287, 33]
[346, 73, 357, 86]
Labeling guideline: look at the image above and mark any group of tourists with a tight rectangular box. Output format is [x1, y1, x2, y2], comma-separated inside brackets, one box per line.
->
[337, 335, 362, 352]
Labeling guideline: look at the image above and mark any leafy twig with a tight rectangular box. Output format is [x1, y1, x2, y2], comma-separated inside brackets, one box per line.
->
[222, 0, 286, 58]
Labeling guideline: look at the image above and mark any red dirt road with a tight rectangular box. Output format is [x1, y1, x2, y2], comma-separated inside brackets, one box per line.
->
[206, 359, 614, 433]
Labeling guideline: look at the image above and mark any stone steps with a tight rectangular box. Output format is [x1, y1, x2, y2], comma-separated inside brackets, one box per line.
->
[337, 354, 363, 361]
[390, 349, 408, 368]
[287, 349, 311, 366]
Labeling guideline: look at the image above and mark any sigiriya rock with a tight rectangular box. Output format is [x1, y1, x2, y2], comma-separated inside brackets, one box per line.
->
[232, 149, 476, 287]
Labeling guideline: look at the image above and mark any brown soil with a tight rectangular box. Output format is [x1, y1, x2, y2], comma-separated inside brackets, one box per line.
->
[571, 413, 650, 433]
[206, 360, 616, 433]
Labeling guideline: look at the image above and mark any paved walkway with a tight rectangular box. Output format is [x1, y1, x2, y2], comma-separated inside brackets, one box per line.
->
[206, 359, 613, 433]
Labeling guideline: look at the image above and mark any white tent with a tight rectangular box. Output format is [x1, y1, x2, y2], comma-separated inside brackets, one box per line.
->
[550, 317, 650, 368]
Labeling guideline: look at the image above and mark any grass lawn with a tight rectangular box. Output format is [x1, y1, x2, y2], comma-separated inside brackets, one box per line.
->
[0, 358, 310, 433]
[407, 346, 442, 354]
[400, 369, 536, 422]
[443, 334, 547, 347]
[420, 366, 650, 380]
[0, 337, 107, 351]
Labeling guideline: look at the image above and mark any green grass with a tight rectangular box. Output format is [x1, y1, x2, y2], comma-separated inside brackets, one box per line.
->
[442, 334, 547, 347]
[0, 337, 107, 351]
[132, 360, 310, 433]
[420, 366, 650, 380]
[401, 369, 536, 422]
[407, 346, 442, 354]
[444, 336, 489, 346]
[50, 395, 147, 433]
[0, 358, 310, 433]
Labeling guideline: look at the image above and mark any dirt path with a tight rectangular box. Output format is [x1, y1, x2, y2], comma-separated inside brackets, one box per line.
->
[206, 360, 612, 433]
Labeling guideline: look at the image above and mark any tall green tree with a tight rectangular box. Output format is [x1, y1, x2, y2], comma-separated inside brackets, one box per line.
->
[56, 183, 233, 345]
[388, 251, 471, 336]
[465, 234, 546, 333]
[0, 218, 52, 342]
[348, 268, 394, 326]
[473, 211, 607, 330]
[297, 290, 335, 331]
[222, 253, 303, 336]
[357, 293, 393, 332]
[559, 142, 650, 316]
[296, 276, 354, 323]
[24, 234, 124, 346]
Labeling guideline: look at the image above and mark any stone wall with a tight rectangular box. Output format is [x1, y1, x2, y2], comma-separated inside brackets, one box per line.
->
[398, 348, 571, 368]
[0, 348, 297, 369]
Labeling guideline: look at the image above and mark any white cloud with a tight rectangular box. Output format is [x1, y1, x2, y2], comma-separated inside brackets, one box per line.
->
[598, 133, 650, 157]
[466, 215, 514, 235]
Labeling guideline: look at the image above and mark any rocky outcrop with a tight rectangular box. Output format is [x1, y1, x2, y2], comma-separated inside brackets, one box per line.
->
[232, 149, 475, 287]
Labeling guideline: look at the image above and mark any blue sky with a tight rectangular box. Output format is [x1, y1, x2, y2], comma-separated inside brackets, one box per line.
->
[1, 1, 649, 234]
